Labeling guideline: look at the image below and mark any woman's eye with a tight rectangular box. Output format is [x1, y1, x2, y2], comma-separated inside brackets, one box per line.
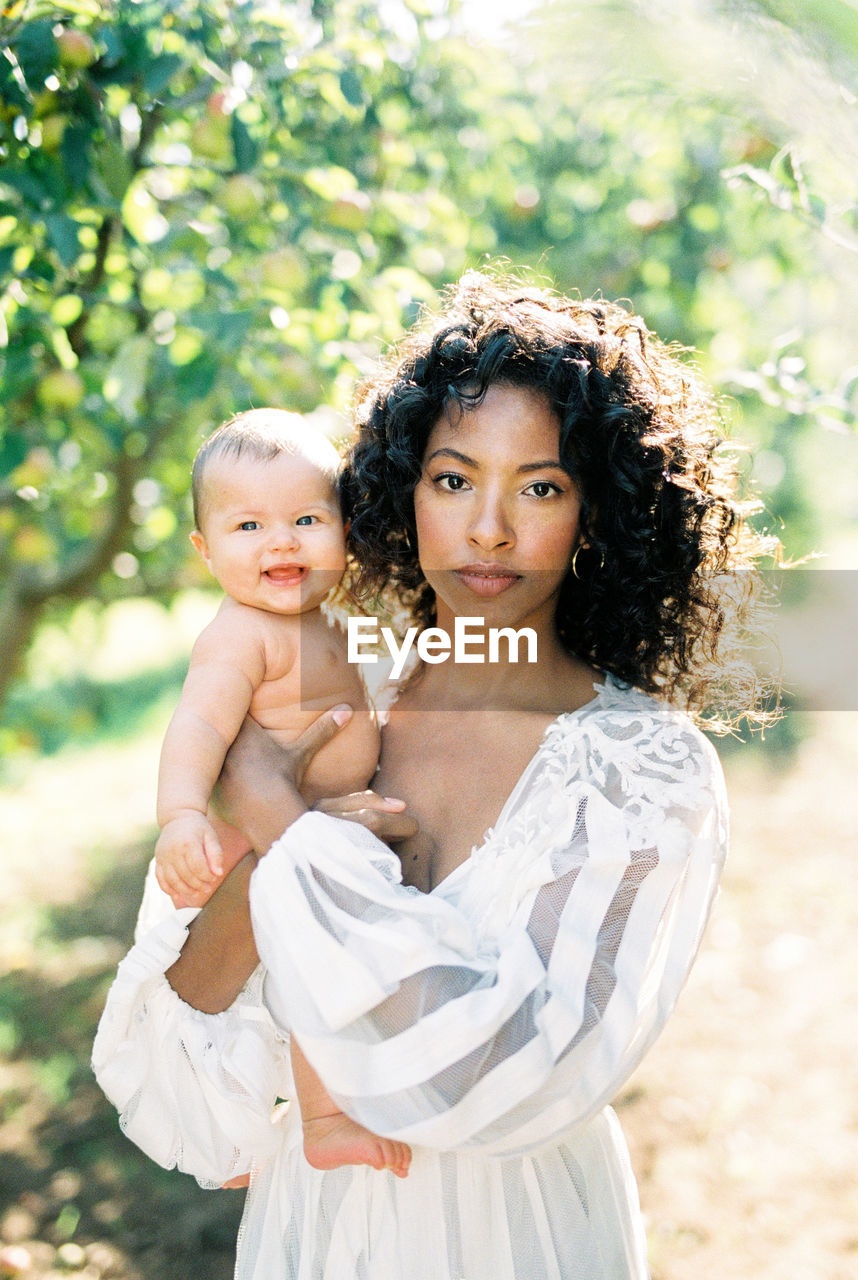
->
[525, 481, 561, 499]
[239, 520, 260, 531]
[435, 472, 469, 492]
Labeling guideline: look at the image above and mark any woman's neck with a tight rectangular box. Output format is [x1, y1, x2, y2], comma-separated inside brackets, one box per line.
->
[403, 604, 598, 715]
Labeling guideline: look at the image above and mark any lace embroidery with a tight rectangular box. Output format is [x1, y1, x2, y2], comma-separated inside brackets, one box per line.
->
[450, 679, 722, 943]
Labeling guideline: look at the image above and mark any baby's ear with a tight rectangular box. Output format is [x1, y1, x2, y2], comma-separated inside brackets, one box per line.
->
[190, 529, 209, 563]
[342, 517, 351, 536]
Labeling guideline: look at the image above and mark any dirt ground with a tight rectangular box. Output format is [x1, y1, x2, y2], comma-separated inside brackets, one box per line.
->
[1, 711, 857, 1280]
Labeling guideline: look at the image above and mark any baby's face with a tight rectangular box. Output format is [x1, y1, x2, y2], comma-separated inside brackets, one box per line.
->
[191, 450, 347, 615]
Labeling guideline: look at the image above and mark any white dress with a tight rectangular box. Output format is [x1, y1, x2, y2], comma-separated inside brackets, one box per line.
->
[92, 676, 728, 1280]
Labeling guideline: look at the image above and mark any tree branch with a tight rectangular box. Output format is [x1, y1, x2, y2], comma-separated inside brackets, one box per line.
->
[66, 215, 116, 358]
[19, 392, 173, 606]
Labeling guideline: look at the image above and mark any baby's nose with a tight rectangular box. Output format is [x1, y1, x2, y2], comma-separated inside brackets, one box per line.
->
[269, 523, 300, 552]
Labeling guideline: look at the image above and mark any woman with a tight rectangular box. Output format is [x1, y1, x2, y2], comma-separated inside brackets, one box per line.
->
[93, 273, 771, 1278]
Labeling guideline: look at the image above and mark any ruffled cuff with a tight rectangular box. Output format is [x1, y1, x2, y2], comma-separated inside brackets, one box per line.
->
[93, 915, 292, 1186]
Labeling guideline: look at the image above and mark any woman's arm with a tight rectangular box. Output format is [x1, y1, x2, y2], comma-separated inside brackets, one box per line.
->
[164, 854, 259, 1012]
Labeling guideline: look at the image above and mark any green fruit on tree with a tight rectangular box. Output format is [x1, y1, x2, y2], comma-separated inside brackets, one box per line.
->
[56, 28, 97, 70]
[39, 113, 68, 152]
[13, 525, 56, 563]
[326, 190, 372, 232]
[261, 246, 309, 294]
[37, 367, 85, 411]
[220, 174, 265, 220]
[190, 115, 232, 164]
[33, 90, 60, 119]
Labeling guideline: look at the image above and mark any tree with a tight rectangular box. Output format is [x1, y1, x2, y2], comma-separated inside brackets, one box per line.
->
[0, 0, 494, 708]
[3, 0, 856, 730]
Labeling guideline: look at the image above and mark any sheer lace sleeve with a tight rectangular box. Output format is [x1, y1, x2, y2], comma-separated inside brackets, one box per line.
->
[250, 684, 728, 1157]
[91, 912, 293, 1188]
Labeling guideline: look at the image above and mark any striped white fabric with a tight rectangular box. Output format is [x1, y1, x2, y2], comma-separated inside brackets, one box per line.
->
[93, 678, 728, 1279]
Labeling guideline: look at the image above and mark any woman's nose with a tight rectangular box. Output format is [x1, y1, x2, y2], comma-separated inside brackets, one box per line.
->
[467, 494, 515, 551]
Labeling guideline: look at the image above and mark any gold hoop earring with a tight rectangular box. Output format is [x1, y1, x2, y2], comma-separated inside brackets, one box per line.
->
[571, 543, 604, 580]
[571, 544, 586, 580]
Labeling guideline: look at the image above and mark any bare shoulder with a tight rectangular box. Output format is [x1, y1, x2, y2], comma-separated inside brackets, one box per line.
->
[191, 600, 295, 674]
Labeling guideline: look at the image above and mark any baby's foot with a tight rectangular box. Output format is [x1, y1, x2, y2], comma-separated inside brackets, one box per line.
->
[303, 1112, 412, 1179]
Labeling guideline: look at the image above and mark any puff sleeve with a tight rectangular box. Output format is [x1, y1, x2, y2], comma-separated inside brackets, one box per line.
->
[92, 907, 293, 1188]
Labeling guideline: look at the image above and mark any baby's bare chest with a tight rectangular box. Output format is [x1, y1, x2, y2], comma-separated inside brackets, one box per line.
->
[248, 613, 379, 803]
[250, 615, 365, 729]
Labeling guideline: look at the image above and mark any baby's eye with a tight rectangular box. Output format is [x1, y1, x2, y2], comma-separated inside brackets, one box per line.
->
[524, 480, 562, 499]
[435, 472, 469, 492]
[295, 515, 317, 526]
[239, 520, 260, 531]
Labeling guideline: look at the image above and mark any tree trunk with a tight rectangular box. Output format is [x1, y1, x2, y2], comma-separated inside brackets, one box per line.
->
[0, 581, 42, 713]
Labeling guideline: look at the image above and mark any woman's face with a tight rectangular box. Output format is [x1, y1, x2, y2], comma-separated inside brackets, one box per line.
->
[412, 382, 583, 634]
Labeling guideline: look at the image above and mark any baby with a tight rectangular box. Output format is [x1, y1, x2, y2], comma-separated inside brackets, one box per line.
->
[155, 408, 410, 1179]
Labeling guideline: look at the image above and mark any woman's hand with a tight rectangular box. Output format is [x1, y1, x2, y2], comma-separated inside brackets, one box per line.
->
[314, 790, 419, 843]
[215, 704, 354, 855]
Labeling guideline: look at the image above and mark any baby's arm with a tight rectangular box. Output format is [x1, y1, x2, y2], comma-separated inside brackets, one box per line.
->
[155, 609, 273, 907]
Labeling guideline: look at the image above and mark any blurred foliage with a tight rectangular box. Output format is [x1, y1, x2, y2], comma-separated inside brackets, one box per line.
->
[2, 656, 186, 757]
[2, 0, 858, 735]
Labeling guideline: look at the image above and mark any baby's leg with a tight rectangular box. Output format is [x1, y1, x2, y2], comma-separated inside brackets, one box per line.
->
[290, 1040, 411, 1178]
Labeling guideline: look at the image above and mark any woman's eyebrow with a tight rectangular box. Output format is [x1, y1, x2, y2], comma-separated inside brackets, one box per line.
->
[518, 459, 568, 474]
[424, 447, 478, 467]
[424, 447, 566, 473]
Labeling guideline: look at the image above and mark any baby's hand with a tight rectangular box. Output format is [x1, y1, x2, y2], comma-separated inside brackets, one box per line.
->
[155, 812, 225, 908]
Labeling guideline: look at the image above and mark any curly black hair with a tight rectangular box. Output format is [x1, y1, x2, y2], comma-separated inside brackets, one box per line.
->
[343, 270, 777, 730]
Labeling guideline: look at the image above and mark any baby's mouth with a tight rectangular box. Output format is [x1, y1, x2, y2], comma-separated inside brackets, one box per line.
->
[264, 565, 308, 585]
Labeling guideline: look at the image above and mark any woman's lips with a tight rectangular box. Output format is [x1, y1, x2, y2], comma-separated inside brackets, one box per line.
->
[264, 565, 307, 585]
[453, 566, 522, 597]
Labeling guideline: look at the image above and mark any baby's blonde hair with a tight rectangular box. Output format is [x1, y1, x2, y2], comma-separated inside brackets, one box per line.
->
[192, 408, 343, 531]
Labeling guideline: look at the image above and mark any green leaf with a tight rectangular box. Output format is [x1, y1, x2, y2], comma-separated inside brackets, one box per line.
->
[95, 138, 133, 202]
[40, 0, 103, 17]
[103, 334, 150, 421]
[90, 23, 148, 85]
[191, 310, 255, 343]
[13, 20, 57, 92]
[174, 349, 218, 399]
[143, 53, 183, 95]
[218, 311, 255, 343]
[60, 123, 90, 187]
[231, 114, 258, 173]
[0, 59, 29, 111]
[44, 212, 81, 267]
[302, 165, 358, 200]
[339, 68, 365, 108]
[96, 25, 126, 70]
[0, 169, 51, 208]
